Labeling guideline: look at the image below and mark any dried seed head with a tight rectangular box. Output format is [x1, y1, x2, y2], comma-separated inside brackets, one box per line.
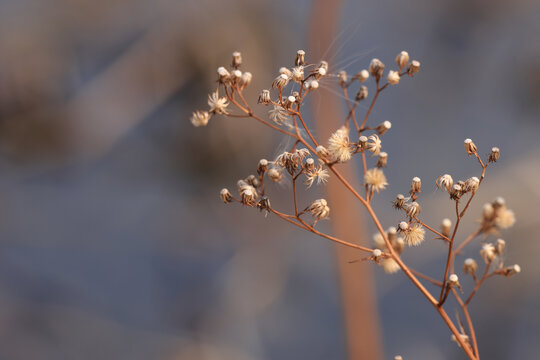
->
[237, 180, 258, 206]
[257, 159, 268, 174]
[441, 218, 452, 237]
[376, 121, 392, 135]
[304, 164, 329, 188]
[268, 105, 290, 125]
[502, 264, 521, 277]
[217, 66, 230, 83]
[220, 188, 233, 203]
[494, 207, 515, 229]
[398, 221, 409, 231]
[411, 177, 422, 193]
[482, 202, 495, 220]
[306, 79, 319, 89]
[328, 126, 353, 162]
[246, 175, 259, 188]
[394, 237, 405, 254]
[480, 243, 496, 263]
[450, 184, 463, 200]
[495, 238, 506, 255]
[463, 258, 478, 274]
[231, 51, 242, 68]
[240, 72, 252, 88]
[464, 176, 480, 193]
[387, 70, 400, 85]
[403, 224, 425, 246]
[373, 233, 386, 249]
[314, 61, 328, 79]
[272, 73, 289, 90]
[395, 51, 410, 69]
[369, 58, 385, 80]
[464, 138, 478, 156]
[406, 201, 421, 218]
[393, 194, 406, 209]
[316, 145, 330, 161]
[376, 152, 388, 168]
[448, 274, 460, 287]
[231, 69, 242, 84]
[387, 226, 397, 242]
[267, 168, 283, 182]
[285, 95, 296, 109]
[355, 85, 369, 101]
[354, 69, 369, 82]
[291, 66, 304, 83]
[493, 196, 506, 208]
[364, 168, 388, 193]
[488, 147, 500, 163]
[338, 70, 348, 87]
[258, 89, 271, 105]
[382, 258, 400, 274]
[190, 110, 211, 127]
[372, 248, 383, 258]
[367, 134, 382, 155]
[358, 135, 368, 150]
[279, 67, 292, 77]
[436, 174, 454, 192]
[305, 157, 315, 170]
[208, 91, 229, 114]
[308, 199, 330, 220]
[295, 49, 306, 66]
[407, 60, 420, 76]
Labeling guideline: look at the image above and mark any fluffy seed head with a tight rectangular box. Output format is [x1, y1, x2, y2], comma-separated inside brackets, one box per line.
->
[369, 58, 385, 79]
[267, 168, 283, 182]
[382, 258, 400, 274]
[403, 224, 425, 246]
[494, 207, 515, 229]
[364, 168, 388, 193]
[387, 70, 400, 85]
[441, 218, 452, 237]
[208, 91, 229, 114]
[328, 126, 353, 162]
[354, 69, 369, 82]
[190, 110, 211, 127]
[291, 66, 304, 83]
[406, 201, 421, 218]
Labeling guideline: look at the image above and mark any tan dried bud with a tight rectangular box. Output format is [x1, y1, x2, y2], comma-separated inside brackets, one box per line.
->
[501, 264, 521, 277]
[257, 159, 268, 174]
[493, 196, 506, 209]
[316, 145, 330, 161]
[258, 89, 271, 105]
[272, 74, 289, 90]
[441, 218, 452, 237]
[464, 176, 480, 192]
[495, 238, 506, 255]
[406, 201, 421, 218]
[463, 258, 478, 274]
[489, 147, 500, 162]
[217, 66, 230, 83]
[395, 51, 410, 69]
[480, 243, 496, 263]
[279, 67, 292, 77]
[338, 70, 348, 87]
[246, 174, 259, 188]
[376, 120, 392, 135]
[353, 69, 369, 82]
[448, 274, 460, 287]
[308, 199, 330, 220]
[291, 66, 304, 83]
[411, 177, 422, 193]
[314, 61, 328, 79]
[376, 152, 388, 168]
[464, 138, 478, 156]
[387, 70, 400, 85]
[387, 226, 397, 242]
[436, 174, 454, 192]
[407, 60, 420, 76]
[220, 188, 233, 203]
[393, 194, 406, 209]
[231, 70, 242, 84]
[372, 248, 383, 259]
[285, 95, 296, 109]
[267, 168, 283, 182]
[369, 58, 385, 80]
[482, 202, 495, 220]
[355, 86, 368, 101]
[450, 184, 463, 200]
[240, 72, 252, 88]
[398, 221, 409, 232]
[295, 49, 306, 66]
[232, 51, 242, 68]
[306, 80, 319, 89]
[304, 157, 315, 170]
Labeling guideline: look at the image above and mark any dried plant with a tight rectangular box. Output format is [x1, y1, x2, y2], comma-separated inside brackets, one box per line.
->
[190, 49, 519, 359]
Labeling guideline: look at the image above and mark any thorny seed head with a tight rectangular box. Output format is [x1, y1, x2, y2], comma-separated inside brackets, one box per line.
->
[364, 168, 388, 193]
[220, 188, 233, 203]
[406, 201, 421, 218]
[489, 147, 500, 163]
[231, 51, 242, 68]
[257, 159, 268, 174]
[190, 110, 211, 127]
[464, 176, 480, 193]
[441, 218, 452, 237]
[267, 168, 283, 182]
[464, 138, 478, 156]
[354, 69, 369, 82]
[411, 177, 422, 193]
[367, 134, 382, 156]
[436, 174, 454, 192]
[407, 60, 420, 76]
[495, 238, 506, 255]
[376, 152, 388, 168]
[393, 194, 406, 209]
[376, 121, 392, 135]
[356, 86, 368, 101]
[308, 199, 330, 220]
[272, 73, 289, 90]
[463, 258, 478, 274]
[403, 224, 425, 246]
[387, 70, 400, 85]
[450, 184, 463, 200]
[295, 49, 306, 66]
[208, 90, 229, 114]
[258, 89, 271, 105]
[328, 126, 353, 162]
[395, 51, 410, 69]
[480, 243, 496, 263]
[338, 70, 348, 87]
[369, 58, 385, 80]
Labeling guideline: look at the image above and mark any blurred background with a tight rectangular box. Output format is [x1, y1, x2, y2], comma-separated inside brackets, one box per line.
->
[0, 0, 539, 359]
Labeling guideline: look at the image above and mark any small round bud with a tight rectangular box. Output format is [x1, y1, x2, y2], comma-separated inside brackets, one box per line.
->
[376, 152, 388, 168]
[338, 70, 348, 87]
[358, 135, 368, 150]
[232, 51, 242, 68]
[316, 145, 330, 160]
[387, 226, 397, 242]
[232, 69, 242, 81]
[493, 196, 506, 208]
[395, 51, 409, 69]
[393, 194, 406, 209]
[305, 157, 315, 170]
[220, 188, 233, 203]
[307, 80, 319, 89]
[355, 86, 368, 101]
[407, 60, 420, 76]
[369, 58, 385, 80]
[464, 176, 480, 192]
[489, 147, 500, 162]
[441, 218, 452, 237]
[448, 274, 460, 286]
[240, 72, 252, 88]
[268, 168, 283, 182]
[372, 248, 382, 258]
[411, 177, 422, 193]
[463, 258, 478, 274]
[495, 238, 506, 255]
[217, 66, 231, 83]
[376, 121, 392, 135]
[450, 184, 463, 200]
[406, 201, 421, 218]
[387, 70, 400, 85]
[464, 138, 478, 156]
[354, 69, 369, 82]
[295, 49, 306, 66]
[257, 159, 268, 174]
[398, 221, 409, 231]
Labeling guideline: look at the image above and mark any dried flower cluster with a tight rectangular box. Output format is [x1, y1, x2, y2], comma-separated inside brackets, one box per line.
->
[189, 49, 518, 360]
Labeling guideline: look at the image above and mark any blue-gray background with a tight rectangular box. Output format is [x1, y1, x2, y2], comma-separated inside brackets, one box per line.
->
[0, 0, 538, 359]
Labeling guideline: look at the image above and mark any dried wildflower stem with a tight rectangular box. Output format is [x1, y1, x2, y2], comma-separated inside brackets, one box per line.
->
[342, 88, 360, 131]
[415, 219, 451, 242]
[410, 268, 443, 287]
[359, 82, 388, 132]
[451, 288, 480, 357]
[465, 262, 491, 306]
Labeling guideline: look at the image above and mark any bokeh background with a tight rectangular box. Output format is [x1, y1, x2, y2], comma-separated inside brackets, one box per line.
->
[0, 0, 539, 359]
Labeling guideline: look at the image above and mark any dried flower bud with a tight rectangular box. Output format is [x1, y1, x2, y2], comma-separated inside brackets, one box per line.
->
[267, 168, 283, 182]
[398, 221, 409, 231]
[208, 91, 229, 114]
[295, 49, 306, 66]
[338, 70, 348, 87]
[304, 157, 315, 170]
[364, 168, 388, 193]
[441, 218, 452, 237]
[314, 61, 328, 79]
[220, 188, 233, 203]
[279, 67, 292, 77]
[482, 202, 494, 220]
[190, 110, 211, 127]
[387, 70, 400, 85]
[376, 120, 392, 135]
[372, 248, 382, 259]
[291, 66, 304, 83]
[501, 264, 521, 277]
[403, 224, 425, 246]
[463, 258, 478, 274]
[367, 134, 382, 155]
[285, 95, 296, 109]
[258, 89, 271, 105]
[308, 199, 330, 220]
[493, 196, 506, 208]
[406, 201, 421, 218]
[436, 174, 454, 192]
[407, 60, 420, 76]
[358, 135, 368, 150]
[448, 274, 460, 287]
[489, 147, 500, 163]
[464, 176, 480, 192]
[257, 159, 268, 174]
[246, 174, 259, 188]
[450, 184, 463, 200]
[387, 226, 397, 242]
[217, 66, 230, 83]
[355, 85, 368, 101]
[240, 72, 252, 88]
[306, 80, 319, 89]
[328, 126, 353, 162]
[495, 238, 506, 255]
[232, 69, 242, 83]
[480, 243, 496, 263]
[376, 152, 388, 168]
[231, 51, 242, 68]
[394, 237, 405, 254]
[411, 177, 422, 193]
[354, 69, 369, 82]
[369, 58, 385, 80]
[237, 180, 257, 206]
[395, 51, 410, 69]
[316, 145, 330, 161]
[464, 138, 478, 156]
[393, 194, 406, 209]
[272, 74, 289, 90]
